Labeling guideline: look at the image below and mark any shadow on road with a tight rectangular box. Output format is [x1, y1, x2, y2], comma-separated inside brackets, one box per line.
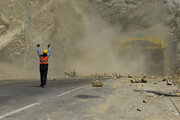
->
[75, 95, 102, 99]
[134, 90, 180, 97]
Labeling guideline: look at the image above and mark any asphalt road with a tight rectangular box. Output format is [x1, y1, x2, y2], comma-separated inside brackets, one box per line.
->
[0, 77, 179, 120]
[0, 78, 97, 120]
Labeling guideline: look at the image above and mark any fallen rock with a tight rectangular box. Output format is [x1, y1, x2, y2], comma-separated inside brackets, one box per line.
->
[117, 74, 122, 78]
[136, 108, 142, 112]
[92, 80, 103, 87]
[150, 75, 156, 79]
[131, 79, 136, 83]
[131, 78, 147, 83]
[176, 92, 180, 96]
[141, 74, 147, 78]
[128, 74, 132, 78]
[167, 80, 174, 85]
[147, 95, 153, 97]
[64, 69, 76, 77]
[147, 93, 155, 97]
[141, 78, 147, 83]
[112, 72, 117, 78]
[104, 73, 107, 77]
[142, 99, 147, 103]
[95, 73, 104, 78]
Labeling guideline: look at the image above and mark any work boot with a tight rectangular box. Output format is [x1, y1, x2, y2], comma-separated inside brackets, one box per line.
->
[40, 85, 45, 88]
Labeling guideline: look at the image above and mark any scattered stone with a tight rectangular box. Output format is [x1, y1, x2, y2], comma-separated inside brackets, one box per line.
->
[147, 95, 153, 97]
[142, 99, 147, 103]
[176, 92, 180, 96]
[162, 78, 167, 81]
[117, 74, 122, 78]
[154, 82, 157, 84]
[92, 80, 103, 87]
[167, 80, 174, 85]
[128, 74, 132, 78]
[8, 5, 13, 8]
[131, 78, 147, 83]
[141, 74, 147, 78]
[95, 73, 103, 78]
[150, 76, 156, 79]
[64, 69, 76, 78]
[147, 93, 155, 97]
[141, 78, 147, 83]
[136, 108, 142, 111]
[104, 73, 107, 77]
[131, 79, 136, 83]
[112, 72, 117, 78]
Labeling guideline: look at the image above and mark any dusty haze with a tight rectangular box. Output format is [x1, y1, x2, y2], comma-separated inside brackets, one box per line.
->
[0, 0, 180, 78]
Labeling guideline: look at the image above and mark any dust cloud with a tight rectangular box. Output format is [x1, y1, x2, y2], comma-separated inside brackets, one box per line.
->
[50, 0, 165, 76]
[1, 0, 178, 79]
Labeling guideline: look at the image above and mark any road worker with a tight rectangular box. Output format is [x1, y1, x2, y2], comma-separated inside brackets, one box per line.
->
[37, 44, 51, 88]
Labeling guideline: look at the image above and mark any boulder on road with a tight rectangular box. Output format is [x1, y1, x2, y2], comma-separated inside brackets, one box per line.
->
[92, 80, 103, 87]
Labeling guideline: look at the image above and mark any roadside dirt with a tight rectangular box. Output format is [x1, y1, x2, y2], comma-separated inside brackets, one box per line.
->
[89, 77, 180, 120]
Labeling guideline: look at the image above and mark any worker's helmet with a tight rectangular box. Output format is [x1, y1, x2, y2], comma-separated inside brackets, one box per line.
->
[43, 49, 48, 54]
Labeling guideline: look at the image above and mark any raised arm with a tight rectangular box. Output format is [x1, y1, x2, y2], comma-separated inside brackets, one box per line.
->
[47, 44, 51, 56]
[37, 44, 41, 57]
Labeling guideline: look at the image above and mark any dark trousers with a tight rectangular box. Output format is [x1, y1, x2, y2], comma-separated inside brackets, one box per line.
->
[40, 64, 48, 86]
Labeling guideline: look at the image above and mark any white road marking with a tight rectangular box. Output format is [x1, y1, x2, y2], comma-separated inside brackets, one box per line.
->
[57, 85, 88, 97]
[0, 85, 88, 119]
[0, 103, 40, 120]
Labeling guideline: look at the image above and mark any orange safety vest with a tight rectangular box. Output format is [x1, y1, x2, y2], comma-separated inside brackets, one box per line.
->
[40, 56, 48, 64]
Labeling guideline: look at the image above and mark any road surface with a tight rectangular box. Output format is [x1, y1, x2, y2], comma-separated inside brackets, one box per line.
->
[0, 77, 179, 120]
[0, 78, 100, 120]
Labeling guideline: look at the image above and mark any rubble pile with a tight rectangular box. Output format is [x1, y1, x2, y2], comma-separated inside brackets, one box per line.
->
[111, 73, 122, 78]
[131, 78, 147, 83]
[64, 70, 76, 78]
[94, 73, 104, 78]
